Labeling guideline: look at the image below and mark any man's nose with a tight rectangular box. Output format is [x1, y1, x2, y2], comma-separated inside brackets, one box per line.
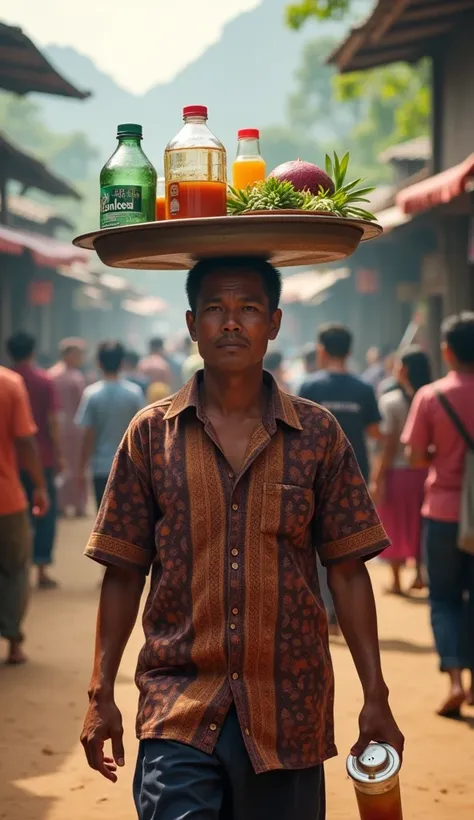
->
[222, 311, 242, 332]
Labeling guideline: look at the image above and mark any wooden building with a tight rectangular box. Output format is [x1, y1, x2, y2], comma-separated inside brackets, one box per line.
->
[329, 0, 474, 370]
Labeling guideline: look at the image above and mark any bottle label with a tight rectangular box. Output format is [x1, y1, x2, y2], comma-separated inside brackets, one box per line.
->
[100, 185, 146, 227]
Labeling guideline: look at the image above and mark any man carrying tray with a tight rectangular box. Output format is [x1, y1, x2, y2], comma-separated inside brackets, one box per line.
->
[80, 256, 403, 820]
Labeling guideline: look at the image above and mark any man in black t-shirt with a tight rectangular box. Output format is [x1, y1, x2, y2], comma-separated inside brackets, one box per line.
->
[299, 324, 381, 482]
[299, 324, 381, 633]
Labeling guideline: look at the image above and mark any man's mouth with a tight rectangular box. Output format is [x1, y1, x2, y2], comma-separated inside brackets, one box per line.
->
[215, 338, 249, 348]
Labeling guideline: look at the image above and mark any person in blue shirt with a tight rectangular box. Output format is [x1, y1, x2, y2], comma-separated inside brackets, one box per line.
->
[76, 341, 145, 510]
[299, 324, 381, 482]
[122, 349, 149, 396]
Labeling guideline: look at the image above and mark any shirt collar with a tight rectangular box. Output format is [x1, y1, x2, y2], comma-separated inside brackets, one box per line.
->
[163, 370, 302, 431]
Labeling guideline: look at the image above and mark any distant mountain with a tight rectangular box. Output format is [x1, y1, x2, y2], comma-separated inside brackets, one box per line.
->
[36, 0, 345, 170]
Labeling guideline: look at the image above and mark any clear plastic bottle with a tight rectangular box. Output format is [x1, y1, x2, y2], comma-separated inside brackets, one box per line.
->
[164, 105, 227, 219]
[232, 129, 266, 190]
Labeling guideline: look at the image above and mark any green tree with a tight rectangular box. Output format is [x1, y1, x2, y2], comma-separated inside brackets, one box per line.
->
[260, 126, 323, 172]
[284, 0, 431, 173]
[286, 0, 360, 28]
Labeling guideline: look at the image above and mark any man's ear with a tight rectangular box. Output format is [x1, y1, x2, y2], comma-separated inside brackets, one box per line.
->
[186, 311, 197, 343]
[269, 308, 282, 341]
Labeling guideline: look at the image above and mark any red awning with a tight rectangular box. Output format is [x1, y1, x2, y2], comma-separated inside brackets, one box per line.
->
[0, 225, 89, 268]
[396, 154, 474, 215]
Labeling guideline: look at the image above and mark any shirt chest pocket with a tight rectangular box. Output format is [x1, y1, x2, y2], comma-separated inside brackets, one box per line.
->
[260, 483, 315, 547]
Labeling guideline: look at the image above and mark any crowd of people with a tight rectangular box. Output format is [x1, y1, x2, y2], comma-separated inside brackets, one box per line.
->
[0, 331, 200, 662]
[271, 314, 474, 717]
[1, 304, 473, 722]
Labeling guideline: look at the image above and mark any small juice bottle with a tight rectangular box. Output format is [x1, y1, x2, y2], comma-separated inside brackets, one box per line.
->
[164, 105, 227, 219]
[232, 129, 266, 190]
[156, 177, 166, 220]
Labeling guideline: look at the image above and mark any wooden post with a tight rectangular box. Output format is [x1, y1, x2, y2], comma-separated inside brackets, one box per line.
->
[0, 173, 8, 225]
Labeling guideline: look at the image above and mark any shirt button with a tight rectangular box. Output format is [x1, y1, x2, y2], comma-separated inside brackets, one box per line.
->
[232, 503, 239, 511]
[209, 723, 217, 732]
[230, 623, 237, 630]
[228, 472, 234, 479]
[232, 608, 239, 615]
[231, 548, 239, 556]
[244, 728, 250, 737]
[231, 562, 239, 570]
[232, 672, 239, 680]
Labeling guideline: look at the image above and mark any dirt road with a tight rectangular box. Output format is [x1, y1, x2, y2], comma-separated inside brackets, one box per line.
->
[1, 514, 473, 819]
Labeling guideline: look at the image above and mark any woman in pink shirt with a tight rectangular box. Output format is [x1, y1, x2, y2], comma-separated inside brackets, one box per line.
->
[403, 313, 474, 718]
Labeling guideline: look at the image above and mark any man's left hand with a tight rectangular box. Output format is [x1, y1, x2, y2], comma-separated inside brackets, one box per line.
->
[351, 694, 404, 762]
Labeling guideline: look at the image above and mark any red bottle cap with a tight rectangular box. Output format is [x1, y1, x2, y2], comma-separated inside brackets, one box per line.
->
[238, 129, 260, 140]
[183, 105, 208, 119]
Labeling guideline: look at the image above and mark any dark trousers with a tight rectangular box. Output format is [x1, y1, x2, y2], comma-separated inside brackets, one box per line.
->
[21, 467, 57, 567]
[424, 518, 474, 671]
[93, 475, 109, 510]
[0, 510, 31, 642]
[133, 706, 325, 820]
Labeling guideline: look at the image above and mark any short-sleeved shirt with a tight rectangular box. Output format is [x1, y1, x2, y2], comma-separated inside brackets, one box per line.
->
[75, 379, 145, 477]
[85, 372, 389, 773]
[299, 371, 381, 481]
[402, 371, 474, 522]
[14, 362, 60, 469]
[379, 388, 411, 468]
[0, 366, 37, 516]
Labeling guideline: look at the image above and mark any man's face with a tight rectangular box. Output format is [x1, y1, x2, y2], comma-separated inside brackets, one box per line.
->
[186, 269, 281, 371]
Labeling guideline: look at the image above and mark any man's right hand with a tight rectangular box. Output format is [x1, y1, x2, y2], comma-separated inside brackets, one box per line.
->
[81, 696, 125, 782]
[32, 487, 50, 517]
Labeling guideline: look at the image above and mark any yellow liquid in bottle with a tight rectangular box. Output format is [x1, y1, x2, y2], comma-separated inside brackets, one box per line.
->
[232, 157, 266, 190]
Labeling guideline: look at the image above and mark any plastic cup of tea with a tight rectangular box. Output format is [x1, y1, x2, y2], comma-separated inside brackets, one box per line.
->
[346, 743, 403, 820]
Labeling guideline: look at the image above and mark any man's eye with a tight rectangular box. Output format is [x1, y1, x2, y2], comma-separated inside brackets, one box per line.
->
[206, 305, 221, 311]
[242, 306, 257, 312]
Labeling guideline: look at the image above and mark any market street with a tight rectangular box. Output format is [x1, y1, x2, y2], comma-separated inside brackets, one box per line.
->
[1, 514, 473, 820]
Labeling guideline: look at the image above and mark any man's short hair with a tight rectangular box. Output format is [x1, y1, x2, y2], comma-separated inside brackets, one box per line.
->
[442, 312, 474, 365]
[317, 323, 353, 359]
[186, 256, 282, 315]
[264, 350, 284, 372]
[97, 341, 125, 374]
[124, 349, 140, 368]
[149, 337, 164, 353]
[7, 331, 35, 361]
[301, 342, 316, 367]
[59, 337, 86, 357]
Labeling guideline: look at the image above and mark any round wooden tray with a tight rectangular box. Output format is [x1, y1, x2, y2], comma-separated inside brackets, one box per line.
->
[73, 213, 382, 270]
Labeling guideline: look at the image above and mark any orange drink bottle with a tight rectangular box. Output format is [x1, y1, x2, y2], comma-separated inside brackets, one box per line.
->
[232, 129, 266, 190]
[156, 176, 166, 220]
[164, 105, 227, 219]
[347, 744, 403, 820]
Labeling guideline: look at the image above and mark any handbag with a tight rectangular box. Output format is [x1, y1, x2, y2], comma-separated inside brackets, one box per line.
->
[436, 391, 474, 555]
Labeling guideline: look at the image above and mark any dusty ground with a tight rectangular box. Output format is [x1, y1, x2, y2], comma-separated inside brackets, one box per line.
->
[1, 514, 473, 820]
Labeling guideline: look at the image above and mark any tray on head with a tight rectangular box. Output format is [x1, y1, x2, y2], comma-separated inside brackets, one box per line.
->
[73, 213, 382, 271]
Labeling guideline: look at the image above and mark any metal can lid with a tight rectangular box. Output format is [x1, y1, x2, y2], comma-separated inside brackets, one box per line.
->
[346, 743, 400, 784]
[117, 123, 142, 138]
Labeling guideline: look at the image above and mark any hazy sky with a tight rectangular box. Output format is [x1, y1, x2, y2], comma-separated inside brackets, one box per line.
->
[1, 0, 261, 94]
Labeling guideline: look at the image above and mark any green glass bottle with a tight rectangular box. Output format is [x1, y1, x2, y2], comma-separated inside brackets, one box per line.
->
[100, 123, 157, 229]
